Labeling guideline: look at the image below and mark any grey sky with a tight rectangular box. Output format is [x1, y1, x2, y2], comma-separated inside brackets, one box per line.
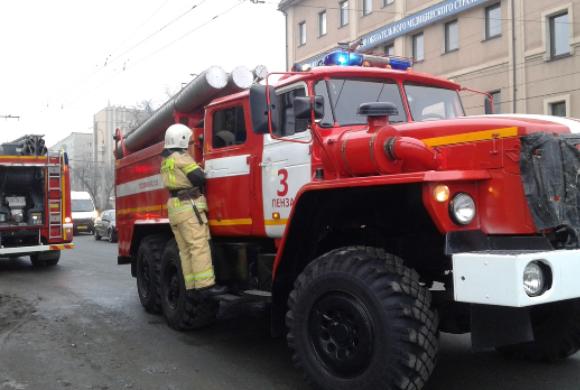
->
[0, 0, 285, 146]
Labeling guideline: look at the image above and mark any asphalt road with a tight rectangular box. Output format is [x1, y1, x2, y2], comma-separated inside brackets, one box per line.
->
[1, 235, 580, 390]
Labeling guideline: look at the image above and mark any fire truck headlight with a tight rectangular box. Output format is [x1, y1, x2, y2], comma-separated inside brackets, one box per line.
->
[30, 213, 43, 225]
[449, 193, 476, 225]
[523, 261, 551, 297]
[65, 216, 72, 224]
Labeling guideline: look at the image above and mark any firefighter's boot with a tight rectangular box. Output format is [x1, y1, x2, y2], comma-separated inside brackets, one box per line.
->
[195, 284, 228, 299]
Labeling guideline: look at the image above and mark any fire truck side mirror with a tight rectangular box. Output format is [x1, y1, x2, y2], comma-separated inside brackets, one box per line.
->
[294, 96, 325, 121]
[249, 84, 280, 134]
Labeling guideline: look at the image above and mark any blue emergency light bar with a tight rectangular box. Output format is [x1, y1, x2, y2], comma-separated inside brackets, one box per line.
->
[321, 50, 413, 71]
[323, 51, 364, 66]
[388, 57, 413, 71]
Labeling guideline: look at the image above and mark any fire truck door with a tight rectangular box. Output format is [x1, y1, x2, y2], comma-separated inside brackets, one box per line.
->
[262, 83, 312, 238]
[204, 104, 255, 235]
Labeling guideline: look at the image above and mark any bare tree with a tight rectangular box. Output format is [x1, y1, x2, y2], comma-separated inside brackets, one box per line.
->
[70, 159, 98, 205]
[125, 101, 156, 133]
[70, 159, 115, 211]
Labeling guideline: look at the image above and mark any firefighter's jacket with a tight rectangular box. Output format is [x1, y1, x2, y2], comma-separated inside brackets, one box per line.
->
[160, 150, 208, 223]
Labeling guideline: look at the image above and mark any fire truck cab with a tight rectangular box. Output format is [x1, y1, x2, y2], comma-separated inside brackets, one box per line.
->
[115, 53, 580, 390]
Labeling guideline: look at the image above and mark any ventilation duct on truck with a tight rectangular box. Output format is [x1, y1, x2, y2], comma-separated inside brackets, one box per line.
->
[116, 65, 256, 158]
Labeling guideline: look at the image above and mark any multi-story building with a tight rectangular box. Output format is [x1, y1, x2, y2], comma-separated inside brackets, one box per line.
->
[49, 132, 93, 192]
[279, 0, 580, 117]
[93, 105, 150, 210]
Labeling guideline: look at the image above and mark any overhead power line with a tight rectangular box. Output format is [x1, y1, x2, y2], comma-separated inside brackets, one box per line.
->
[48, 0, 209, 113]
[124, 1, 246, 71]
[105, 0, 210, 69]
[105, 0, 171, 63]
[59, 0, 248, 109]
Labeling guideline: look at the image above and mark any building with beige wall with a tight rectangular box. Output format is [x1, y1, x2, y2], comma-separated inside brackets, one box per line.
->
[279, 0, 580, 117]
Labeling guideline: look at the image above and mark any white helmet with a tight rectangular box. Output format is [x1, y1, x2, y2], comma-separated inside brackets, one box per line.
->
[164, 123, 192, 149]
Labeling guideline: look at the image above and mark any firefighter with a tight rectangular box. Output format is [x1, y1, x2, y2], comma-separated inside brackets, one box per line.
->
[160, 123, 227, 298]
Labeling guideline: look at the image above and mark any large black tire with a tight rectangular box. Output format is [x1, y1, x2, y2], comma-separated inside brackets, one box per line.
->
[94, 230, 101, 240]
[136, 235, 166, 314]
[497, 299, 580, 362]
[30, 250, 61, 267]
[159, 239, 218, 330]
[286, 246, 438, 390]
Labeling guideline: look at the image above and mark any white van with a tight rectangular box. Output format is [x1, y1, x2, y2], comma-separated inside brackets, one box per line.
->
[71, 191, 96, 234]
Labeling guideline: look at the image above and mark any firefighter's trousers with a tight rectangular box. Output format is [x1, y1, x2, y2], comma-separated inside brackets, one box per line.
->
[167, 198, 215, 290]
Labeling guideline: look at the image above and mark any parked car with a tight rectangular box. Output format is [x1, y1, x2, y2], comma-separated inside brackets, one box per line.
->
[94, 209, 117, 242]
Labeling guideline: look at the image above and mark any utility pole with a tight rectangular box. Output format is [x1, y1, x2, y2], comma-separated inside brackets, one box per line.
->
[0, 114, 20, 120]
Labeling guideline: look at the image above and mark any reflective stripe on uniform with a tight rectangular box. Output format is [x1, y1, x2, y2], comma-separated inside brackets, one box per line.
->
[184, 269, 214, 285]
[161, 158, 176, 187]
[194, 198, 207, 212]
[167, 198, 192, 216]
[192, 268, 215, 282]
[182, 162, 199, 174]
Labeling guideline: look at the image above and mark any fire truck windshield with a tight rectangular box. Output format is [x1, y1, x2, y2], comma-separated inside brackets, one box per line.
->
[404, 84, 465, 122]
[314, 78, 407, 127]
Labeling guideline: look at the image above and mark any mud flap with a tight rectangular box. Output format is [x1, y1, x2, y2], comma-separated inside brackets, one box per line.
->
[471, 305, 533, 351]
[520, 133, 580, 247]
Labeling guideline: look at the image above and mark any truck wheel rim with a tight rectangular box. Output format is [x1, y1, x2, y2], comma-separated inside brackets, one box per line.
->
[308, 292, 374, 378]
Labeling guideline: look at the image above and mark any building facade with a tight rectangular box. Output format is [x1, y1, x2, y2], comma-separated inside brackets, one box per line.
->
[279, 0, 580, 117]
[93, 105, 150, 210]
[49, 132, 93, 192]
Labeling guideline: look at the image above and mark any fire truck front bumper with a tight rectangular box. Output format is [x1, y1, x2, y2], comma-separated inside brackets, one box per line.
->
[452, 249, 580, 307]
[0, 243, 75, 257]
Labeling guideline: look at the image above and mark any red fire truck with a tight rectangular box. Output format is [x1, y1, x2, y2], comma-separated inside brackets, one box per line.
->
[0, 135, 74, 266]
[115, 54, 580, 390]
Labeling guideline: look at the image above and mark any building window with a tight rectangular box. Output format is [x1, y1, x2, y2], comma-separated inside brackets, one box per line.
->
[362, 0, 372, 16]
[485, 3, 501, 39]
[549, 12, 570, 58]
[340, 1, 349, 26]
[384, 43, 394, 56]
[298, 21, 306, 46]
[382, 0, 394, 7]
[550, 101, 567, 117]
[485, 90, 501, 114]
[412, 33, 424, 62]
[318, 11, 327, 36]
[445, 20, 459, 52]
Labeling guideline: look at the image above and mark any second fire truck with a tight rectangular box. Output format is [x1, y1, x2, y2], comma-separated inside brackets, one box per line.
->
[0, 135, 74, 266]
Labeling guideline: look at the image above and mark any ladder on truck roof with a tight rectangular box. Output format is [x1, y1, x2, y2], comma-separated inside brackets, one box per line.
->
[46, 151, 63, 240]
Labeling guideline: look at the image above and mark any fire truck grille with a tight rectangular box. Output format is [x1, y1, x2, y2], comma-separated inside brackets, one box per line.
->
[520, 132, 580, 248]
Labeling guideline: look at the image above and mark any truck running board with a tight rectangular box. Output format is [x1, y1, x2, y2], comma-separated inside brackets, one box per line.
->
[214, 289, 272, 303]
